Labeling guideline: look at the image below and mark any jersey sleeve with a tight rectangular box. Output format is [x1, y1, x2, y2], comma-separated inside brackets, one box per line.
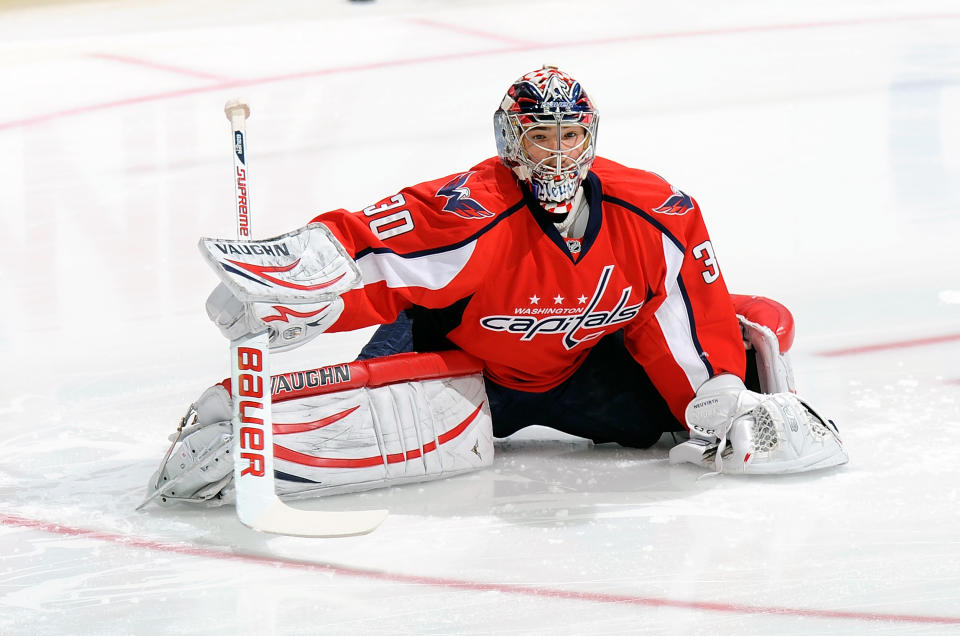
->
[308, 163, 510, 332]
[622, 195, 746, 424]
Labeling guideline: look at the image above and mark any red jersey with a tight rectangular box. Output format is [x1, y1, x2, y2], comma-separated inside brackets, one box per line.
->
[312, 156, 745, 422]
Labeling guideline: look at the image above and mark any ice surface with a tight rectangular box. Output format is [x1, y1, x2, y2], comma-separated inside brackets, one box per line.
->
[1, 1, 959, 634]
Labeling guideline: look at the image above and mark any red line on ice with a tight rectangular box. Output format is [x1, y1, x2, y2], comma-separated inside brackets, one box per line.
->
[2, 511, 960, 626]
[88, 53, 231, 81]
[817, 332, 960, 357]
[405, 17, 535, 46]
[0, 81, 261, 132]
[1, 12, 958, 132]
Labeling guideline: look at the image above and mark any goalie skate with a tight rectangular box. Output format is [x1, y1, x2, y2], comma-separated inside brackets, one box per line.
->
[138, 396, 234, 509]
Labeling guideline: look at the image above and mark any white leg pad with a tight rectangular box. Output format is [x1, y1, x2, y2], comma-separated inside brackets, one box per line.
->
[271, 374, 492, 499]
[739, 315, 797, 394]
[146, 351, 493, 506]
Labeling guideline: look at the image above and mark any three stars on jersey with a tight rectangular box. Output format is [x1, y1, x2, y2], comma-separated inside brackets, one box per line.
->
[527, 293, 591, 305]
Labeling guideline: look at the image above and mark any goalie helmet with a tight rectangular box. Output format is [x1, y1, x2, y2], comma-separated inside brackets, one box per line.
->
[494, 65, 599, 203]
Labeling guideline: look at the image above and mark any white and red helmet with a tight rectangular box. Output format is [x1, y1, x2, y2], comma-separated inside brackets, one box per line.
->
[494, 66, 599, 203]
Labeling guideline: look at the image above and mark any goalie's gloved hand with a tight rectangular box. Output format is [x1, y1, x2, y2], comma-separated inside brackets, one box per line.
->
[204, 282, 343, 351]
[683, 374, 760, 441]
[206, 282, 263, 341]
[671, 374, 848, 474]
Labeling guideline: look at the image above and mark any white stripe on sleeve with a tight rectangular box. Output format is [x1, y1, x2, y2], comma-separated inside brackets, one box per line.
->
[356, 241, 476, 291]
[654, 235, 711, 392]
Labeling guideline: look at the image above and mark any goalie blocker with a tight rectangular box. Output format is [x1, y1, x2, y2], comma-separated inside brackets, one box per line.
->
[145, 350, 493, 506]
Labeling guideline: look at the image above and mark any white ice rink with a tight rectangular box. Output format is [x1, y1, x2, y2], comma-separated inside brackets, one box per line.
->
[2, 0, 960, 633]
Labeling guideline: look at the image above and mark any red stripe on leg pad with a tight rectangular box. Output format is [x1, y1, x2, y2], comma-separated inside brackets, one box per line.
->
[363, 351, 483, 388]
[273, 403, 484, 469]
[272, 405, 361, 434]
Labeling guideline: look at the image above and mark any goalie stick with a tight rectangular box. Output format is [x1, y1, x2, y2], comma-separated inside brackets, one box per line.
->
[221, 99, 386, 537]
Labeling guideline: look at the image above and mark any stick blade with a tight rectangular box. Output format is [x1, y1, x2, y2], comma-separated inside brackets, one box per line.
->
[241, 499, 388, 538]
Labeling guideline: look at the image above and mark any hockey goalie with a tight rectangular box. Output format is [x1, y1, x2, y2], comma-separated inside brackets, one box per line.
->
[145, 66, 847, 508]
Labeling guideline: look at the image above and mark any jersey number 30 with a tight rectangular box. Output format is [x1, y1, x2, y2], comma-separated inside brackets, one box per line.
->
[692, 240, 720, 283]
[363, 194, 415, 240]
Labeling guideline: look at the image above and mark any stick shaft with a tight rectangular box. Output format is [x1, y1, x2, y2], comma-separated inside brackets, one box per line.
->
[223, 99, 277, 525]
[225, 102, 252, 239]
[218, 99, 386, 536]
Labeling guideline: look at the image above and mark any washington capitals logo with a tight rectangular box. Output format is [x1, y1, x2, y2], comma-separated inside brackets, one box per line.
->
[436, 172, 492, 219]
[479, 266, 643, 350]
[653, 187, 694, 216]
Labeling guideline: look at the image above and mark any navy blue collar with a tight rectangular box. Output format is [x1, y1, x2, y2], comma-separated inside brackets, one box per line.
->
[523, 172, 603, 264]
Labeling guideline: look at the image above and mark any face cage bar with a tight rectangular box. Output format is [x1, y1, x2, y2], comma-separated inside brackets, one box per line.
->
[511, 113, 597, 181]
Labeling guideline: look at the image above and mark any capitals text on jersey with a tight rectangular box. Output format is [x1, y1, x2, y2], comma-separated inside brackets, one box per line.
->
[479, 265, 643, 350]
